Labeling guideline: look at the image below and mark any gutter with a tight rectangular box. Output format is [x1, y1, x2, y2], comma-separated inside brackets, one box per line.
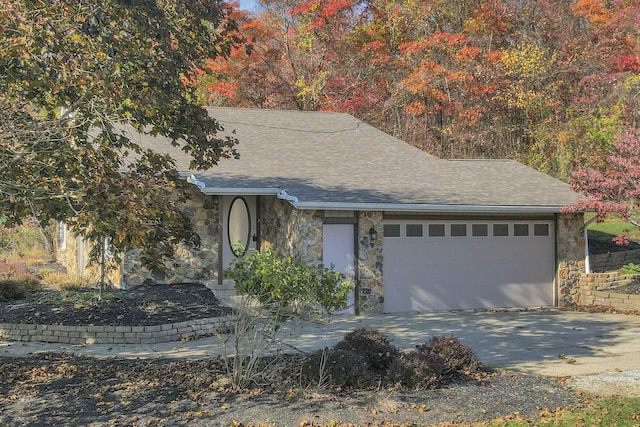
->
[289, 201, 570, 214]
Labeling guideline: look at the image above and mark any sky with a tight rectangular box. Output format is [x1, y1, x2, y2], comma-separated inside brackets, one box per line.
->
[238, 0, 259, 11]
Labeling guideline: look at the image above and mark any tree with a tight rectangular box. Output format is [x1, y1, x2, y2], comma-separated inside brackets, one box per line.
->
[0, 1, 241, 277]
[570, 127, 640, 243]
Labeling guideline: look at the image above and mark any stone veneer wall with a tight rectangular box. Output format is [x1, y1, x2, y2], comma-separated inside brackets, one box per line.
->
[556, 213, 587, 307]
[590, 249, 640, 272]
[260, 197, 323, 265]
[121, 188, 220, 287]
[261, 198, 384, 313]
[357, 211, 384, 313]
[578, 272, 640, 311]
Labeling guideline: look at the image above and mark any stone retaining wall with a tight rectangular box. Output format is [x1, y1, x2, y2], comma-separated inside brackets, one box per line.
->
[590, 249, 640, 272]
[0, 315, 236, 345]
[578, 272, 640, 311]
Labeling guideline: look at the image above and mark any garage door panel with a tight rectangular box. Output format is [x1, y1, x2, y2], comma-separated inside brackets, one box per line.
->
[383, 220, 554, 312]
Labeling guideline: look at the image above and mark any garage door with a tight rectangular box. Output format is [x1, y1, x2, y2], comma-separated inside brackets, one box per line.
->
[383, 220, 555, 312]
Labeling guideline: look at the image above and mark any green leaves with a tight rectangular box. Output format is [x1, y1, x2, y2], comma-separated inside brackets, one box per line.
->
[226, 248, 352, 315]
[1, 0, 240, 272]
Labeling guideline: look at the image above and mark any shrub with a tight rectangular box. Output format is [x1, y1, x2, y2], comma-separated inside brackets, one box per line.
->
[0, 262, 41, 301]
[416, 336, 481, 378]
[301, 347, 376, 390]
[620, 263, 640, 274]
[387, 350, 447, 390]
[334, 328, 399, 373]
[40, 270, 93, 291]
[226, 248, 352, 316]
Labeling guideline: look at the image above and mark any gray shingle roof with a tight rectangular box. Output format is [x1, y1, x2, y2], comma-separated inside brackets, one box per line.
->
[127, 107, 581, 212]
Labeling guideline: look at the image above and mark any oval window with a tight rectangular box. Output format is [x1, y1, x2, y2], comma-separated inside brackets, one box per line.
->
[228, 197, 251, 257]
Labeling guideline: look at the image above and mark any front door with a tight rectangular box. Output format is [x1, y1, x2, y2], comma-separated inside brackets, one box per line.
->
[222, 195, 258, 273]
[322, 224, 356, 314]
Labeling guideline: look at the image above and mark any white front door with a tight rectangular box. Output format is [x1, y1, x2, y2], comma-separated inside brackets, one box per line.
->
[322, 224, 356, 314]
[222, 196, 258, 272]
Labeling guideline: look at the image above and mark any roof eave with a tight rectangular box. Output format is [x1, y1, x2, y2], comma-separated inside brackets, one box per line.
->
[290, 201, 575, 214]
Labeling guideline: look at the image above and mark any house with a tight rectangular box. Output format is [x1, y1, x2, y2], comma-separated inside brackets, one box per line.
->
[56, 107, 586, 313]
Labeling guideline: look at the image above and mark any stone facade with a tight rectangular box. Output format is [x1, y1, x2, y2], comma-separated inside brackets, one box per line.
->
[260, 197, 323, 266]
[556, 212, 586, 307]
[121, 189, 220, 287]
[357, 211, 384, 313]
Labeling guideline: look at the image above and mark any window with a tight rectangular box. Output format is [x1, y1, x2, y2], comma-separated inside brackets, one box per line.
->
[450, 223, 467, 237]
[493, 224, 509, 236]
[534, 224, 550, 236]
[58, 222, 67, 251]
[472, 224, 488, 237]
[428, 224, 445, 237]
[514, 224, 529, 236]
[383, 224, 401, 238]
[228, 197, 251, 256]
[406, 224, 423, 237]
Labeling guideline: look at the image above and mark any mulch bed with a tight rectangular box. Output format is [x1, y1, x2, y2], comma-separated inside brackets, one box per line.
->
[0, 283, 583, 426]
[0, 283, 232, 326]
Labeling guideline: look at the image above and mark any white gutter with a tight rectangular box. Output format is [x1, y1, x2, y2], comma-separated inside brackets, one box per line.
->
[584, 216, 597, 273]
[200, 187, 282, 196]
[290, 201, 569, 214]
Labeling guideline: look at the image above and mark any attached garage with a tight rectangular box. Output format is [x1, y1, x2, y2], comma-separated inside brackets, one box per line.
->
[383, 218, 556, 312]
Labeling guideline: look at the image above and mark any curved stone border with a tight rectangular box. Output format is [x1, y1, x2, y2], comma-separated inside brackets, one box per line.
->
[0, 315, 237, 345]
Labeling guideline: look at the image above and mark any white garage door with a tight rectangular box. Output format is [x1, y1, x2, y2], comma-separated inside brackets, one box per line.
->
[383, 220, 555, 312]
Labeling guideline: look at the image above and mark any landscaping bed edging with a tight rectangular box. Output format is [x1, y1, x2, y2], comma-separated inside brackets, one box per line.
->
[0, 315, 236, 345]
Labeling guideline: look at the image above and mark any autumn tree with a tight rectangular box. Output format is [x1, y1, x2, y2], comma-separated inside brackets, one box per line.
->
[570, 127, 640, 240]
[0, 0, 240, 279]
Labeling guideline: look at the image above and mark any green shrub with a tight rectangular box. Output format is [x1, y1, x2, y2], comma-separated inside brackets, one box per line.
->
[226, 248, 352, 315]
[387, 350, 447, 390]
[620, 263, 640, 274]
[301, 347, 376, 390]
[333, 328, 399, 373]
[416, 336, 481, 378]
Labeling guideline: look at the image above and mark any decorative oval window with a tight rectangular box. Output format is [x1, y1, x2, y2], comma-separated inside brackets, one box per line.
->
[228, 197, 251, 257]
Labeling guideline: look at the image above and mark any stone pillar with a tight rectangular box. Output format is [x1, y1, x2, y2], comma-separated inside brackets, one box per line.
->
[556, 212, 586, 307]
[357, 211, 384, 313]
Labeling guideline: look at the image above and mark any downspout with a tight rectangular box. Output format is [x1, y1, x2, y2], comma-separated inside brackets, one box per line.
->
[584, 216, 597, 273]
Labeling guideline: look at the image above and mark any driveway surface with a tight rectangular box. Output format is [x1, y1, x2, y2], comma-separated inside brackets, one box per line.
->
[2, 309, 640, 396]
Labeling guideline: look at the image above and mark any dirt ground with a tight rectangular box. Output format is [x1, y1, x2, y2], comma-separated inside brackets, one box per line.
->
[0, 353, 580, 426]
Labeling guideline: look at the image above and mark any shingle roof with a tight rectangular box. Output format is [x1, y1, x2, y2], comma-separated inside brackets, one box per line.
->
[127, 107, 581, 212]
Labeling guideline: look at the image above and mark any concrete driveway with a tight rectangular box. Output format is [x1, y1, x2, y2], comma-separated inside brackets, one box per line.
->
[2, 309, 640, 395]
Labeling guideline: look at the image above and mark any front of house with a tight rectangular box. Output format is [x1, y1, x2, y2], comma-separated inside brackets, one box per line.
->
[56, 108, 585, 314]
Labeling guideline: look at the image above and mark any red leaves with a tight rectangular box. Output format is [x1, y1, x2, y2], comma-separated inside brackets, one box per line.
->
[570, 127, 640, 225]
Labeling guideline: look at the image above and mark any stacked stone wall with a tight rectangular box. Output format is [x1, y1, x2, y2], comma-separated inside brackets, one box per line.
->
[578, 272, 640, 311]
[590, 249, 640, 272]
[0, 315, 235, 345]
